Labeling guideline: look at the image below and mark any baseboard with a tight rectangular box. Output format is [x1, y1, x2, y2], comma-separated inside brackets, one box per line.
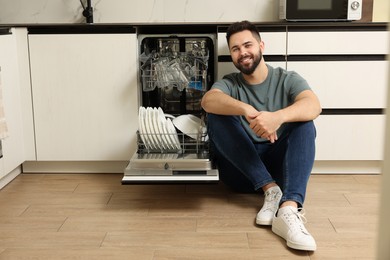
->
[22, 161, 129, 173]
[312, 160, 382, 174]
[0, 166, 22, 189]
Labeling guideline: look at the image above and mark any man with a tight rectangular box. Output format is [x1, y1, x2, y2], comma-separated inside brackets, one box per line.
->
[201, 20, 321, 251]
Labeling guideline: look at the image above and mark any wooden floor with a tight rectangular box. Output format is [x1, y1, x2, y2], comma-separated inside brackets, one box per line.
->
[0, 173, 380, 259]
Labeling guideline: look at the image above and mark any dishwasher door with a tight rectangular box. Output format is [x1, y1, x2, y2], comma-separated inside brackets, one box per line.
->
[122, 152, 219, 183]
[122, 132, 218, 183]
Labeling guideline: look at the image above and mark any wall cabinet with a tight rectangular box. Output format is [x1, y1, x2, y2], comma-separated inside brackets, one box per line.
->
[28, 33, 139, 161]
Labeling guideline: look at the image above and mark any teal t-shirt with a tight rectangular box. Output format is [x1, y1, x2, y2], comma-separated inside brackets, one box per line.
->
[211, 64, 311, 142]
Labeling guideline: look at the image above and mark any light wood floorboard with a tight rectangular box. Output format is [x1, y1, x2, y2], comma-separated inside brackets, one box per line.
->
[0, 173, 380, 259]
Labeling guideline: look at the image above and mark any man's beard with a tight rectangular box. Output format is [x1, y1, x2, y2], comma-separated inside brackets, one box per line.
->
[233, 50, 262, 75]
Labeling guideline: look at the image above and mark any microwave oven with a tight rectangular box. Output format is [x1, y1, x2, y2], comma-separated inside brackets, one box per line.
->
[279, 0, 362, 22]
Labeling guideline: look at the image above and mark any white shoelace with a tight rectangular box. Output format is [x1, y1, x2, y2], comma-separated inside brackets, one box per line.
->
[284, 208, 310, 235]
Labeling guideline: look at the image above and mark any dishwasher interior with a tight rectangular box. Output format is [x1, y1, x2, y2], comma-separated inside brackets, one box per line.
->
[122, 33, 218, 183]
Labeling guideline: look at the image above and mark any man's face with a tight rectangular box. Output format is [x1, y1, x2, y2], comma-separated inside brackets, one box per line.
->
[228, 30, 263, 75]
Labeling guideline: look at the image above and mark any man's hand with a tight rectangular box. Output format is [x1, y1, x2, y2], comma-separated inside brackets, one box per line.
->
[247, 111, 282, 143]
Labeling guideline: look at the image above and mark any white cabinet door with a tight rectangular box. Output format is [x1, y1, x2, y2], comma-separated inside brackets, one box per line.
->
[0, 32, 25, 175]
[288, 31, 389, 55]
[288, 60, 388, 108]
[287, 29, 387, 164]
[217, 31, 286, 80]
[218, 62, 286, 80]
[314, 115, 385, 160]
[218, 32, 287, 55]
[29, 33, 138, 161]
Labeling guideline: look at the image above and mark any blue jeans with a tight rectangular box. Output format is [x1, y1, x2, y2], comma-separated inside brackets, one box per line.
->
[207, 114, 316, 207]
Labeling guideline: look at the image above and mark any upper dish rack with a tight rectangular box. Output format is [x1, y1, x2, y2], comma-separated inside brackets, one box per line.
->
[140, 53, 209, 92]
[140, 37, 210, 92]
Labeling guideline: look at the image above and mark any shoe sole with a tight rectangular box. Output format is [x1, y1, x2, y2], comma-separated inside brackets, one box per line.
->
[272, 226, 317, 251]
[255, 217, 272, 226]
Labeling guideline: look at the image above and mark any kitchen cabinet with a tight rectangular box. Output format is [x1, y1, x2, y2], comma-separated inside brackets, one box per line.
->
[216, 24, 388, 173]
[28, 32, 138, 161]
[315, 115, 386, 161]
[287, 31, 388, 55]
[287, 26, 388, 166]
[0, 29, 29, 187]
[287, 60, 388, 108]
[217, 61, 286, 80]
[18, 23, 388, 174]
[217, 31, 287, 56]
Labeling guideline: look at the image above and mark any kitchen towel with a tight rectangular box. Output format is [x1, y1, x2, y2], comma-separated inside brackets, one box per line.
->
[0, 70, 8, 140]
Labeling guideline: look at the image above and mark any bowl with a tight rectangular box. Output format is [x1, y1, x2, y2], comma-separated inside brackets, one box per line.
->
[172, 114, 206, 140]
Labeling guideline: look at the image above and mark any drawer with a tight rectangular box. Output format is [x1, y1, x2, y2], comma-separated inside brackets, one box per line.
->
[287, 60, 388, 108]
[218, 31, 287, 56]
[314, 115, 385, 160]
[288, 31, 389, 55]
[217, 61, 286, 80]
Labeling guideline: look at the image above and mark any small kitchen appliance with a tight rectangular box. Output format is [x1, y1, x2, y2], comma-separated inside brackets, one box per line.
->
[279, 0, 362, 22]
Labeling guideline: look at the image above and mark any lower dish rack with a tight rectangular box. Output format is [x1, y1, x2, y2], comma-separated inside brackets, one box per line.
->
[122, 132, 219, 183]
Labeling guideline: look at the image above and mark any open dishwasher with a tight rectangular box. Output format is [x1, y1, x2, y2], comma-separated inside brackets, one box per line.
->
[122, 34, 218, 183]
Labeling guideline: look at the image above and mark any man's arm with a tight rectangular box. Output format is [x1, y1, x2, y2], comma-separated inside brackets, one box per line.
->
[202, 88, 321, 143]
[249, 89, 322, 140]
[201, 88, 257, 118]
[277, 89, 322, 123]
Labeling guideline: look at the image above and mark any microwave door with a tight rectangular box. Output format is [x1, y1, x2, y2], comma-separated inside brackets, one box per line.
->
[285, 0, 348, 21]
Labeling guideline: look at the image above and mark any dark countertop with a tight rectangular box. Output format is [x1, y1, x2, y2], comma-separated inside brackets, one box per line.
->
[0, 22, 387, 35]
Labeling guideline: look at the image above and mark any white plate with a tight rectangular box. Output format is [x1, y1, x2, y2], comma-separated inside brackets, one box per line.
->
[138, 106, 150, 149]
[152, 107, 167, 149]
[160, 116, 175, 150]
[142, 107, 151, 148]
[145, 107, 159, 149]
[166, 118, 181, 150]
[156, 107, 172, 150]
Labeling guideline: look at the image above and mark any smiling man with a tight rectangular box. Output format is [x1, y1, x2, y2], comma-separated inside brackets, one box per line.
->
[201, 20, 321, 251]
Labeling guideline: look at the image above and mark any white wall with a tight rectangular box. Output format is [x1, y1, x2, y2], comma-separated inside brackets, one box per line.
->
[2, 0, 389, 24]
[0, 0, 279, 24]
[373, 0, 389, 22]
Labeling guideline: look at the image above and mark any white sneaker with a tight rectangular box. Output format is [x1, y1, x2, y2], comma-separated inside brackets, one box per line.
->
[272, 206, 317, 251]
[256, 186, 282, 225]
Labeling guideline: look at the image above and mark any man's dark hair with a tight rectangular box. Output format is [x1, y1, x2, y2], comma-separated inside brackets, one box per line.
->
[226, 20, 261, 46]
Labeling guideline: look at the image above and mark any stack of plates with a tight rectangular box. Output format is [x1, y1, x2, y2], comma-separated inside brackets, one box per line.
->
[138, 106, 181, 150]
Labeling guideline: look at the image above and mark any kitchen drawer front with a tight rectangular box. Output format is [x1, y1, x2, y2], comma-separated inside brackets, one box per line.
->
[217, 31, 287, 56]
[287, 60, 388, 108]
[287, 31, 389, 55]
[217, 61, 286, 80]
[314, 115, 385, 161]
